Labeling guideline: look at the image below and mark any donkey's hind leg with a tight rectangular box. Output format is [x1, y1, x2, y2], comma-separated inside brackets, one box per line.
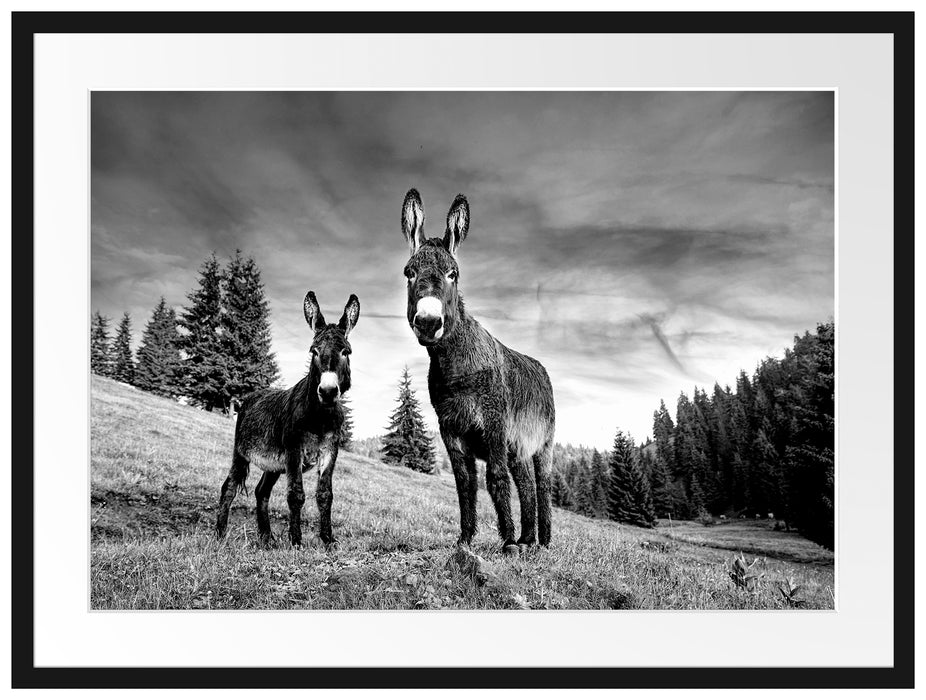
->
[215, 452, 249, 538]
[533, 443, 554, 546]
[508, 449, 537, 547]
[255, 470, 280, 546]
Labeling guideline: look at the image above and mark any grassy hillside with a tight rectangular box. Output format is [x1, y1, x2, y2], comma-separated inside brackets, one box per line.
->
[90, 376, 834, 610]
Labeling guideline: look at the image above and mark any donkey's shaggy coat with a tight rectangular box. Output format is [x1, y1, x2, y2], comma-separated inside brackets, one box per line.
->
[400, 189, 556, 550]
[215, 291, 360, 547]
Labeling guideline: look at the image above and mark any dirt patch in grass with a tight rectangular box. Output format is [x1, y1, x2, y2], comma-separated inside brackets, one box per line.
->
[92, 487, 219, 540]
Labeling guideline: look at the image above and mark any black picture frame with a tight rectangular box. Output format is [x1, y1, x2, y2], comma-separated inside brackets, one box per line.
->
[11, 10, 914, 690]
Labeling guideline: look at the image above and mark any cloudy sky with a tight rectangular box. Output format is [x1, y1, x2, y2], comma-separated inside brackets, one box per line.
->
[91, 91, 834, 448]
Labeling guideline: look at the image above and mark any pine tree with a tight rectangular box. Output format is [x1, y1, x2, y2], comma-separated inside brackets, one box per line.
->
[750, 398, 781, 515]
[589, 449, 610, 517]
[689, 473, 706, 515]
[179, 254, 228, 411]
[573, 455, 596, 517]
[135, 298, 182, 397]
[90, 311, 113, 377]
[728, 395, 752, 510]
[780, 321, 834, 547]
[653, 399, 675, 473]
[648, 455, 673, 519]
[339, 398, 355, 450]
[551, 469, 574, 508]
[381, 367, 435, 473]
[222, 251, 280, 405]
[607, 429, 656, 527]
[110, 312, 136, 384]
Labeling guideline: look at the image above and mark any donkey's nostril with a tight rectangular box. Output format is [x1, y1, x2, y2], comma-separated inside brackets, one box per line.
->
[414, 314, 443, 337]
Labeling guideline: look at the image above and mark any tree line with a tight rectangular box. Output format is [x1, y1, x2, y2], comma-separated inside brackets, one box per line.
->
[551, 321, 835, 548]
[91, 250, 280, 413]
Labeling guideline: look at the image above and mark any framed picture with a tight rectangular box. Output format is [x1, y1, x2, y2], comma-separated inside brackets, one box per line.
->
[11, 9, 913, 689]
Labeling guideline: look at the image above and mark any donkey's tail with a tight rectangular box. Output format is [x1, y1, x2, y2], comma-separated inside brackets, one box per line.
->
[216, 450, 250, 538]
[230, 450, 250, 497]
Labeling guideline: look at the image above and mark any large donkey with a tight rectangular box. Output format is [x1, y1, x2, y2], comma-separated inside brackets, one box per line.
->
[215, 291, 360, 548]
[400, 189, 556, 552]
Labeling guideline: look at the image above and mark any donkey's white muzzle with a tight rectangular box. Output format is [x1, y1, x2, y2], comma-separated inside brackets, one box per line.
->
[318, 371, 340, 403]
[413, 296, 444, 342]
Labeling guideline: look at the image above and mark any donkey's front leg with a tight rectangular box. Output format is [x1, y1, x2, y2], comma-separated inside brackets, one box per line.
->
[315, 433, 339, 547]
[485, 437, 516, 550]
[445, 434, 478, 546]
[285, 451, 306, 547]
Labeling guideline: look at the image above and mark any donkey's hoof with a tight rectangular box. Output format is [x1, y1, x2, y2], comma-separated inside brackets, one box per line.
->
[258, 534, 277, 549]
[517, 542, 536, 555]
[502, 544, 520, 557]
[323, 538, 340, 551]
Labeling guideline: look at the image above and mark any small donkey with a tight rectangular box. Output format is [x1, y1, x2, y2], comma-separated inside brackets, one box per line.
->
[215, 291, 360, 547]
[400, 189, 556, 552]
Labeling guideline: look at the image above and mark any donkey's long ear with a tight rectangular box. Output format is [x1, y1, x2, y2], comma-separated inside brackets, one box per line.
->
[304, 291, 326, 332]
[338, 294, 360, 337]
[443, 194, 469, 257]
[401, 188, 426, 254]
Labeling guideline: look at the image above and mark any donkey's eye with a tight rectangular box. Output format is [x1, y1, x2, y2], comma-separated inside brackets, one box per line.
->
[447, 270, 458, 282]
[341, 348, 351, 357]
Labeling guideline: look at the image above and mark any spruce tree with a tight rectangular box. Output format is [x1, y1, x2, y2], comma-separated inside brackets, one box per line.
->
[728, 397, 752, 510]
[573, 454, 596, 517]
[381, 367, 435, 473]
[179, 254, 228, 411]
[649, 455, 673, 519]
[339, 398, 355, 450]
[689, 473, 707, 514]
[110, 312, 136, 384]
[222, 251, 280, 404]
[551, 469, 574, 508]
[90, 311, 113, 377]
[589, 449, 610, 517]
[750, 421, 781, 514]
[780, 321, 834, 547]
[653, 399, 676, 474]
[607, 429, 656, 527]
[135, 298, 182, 397]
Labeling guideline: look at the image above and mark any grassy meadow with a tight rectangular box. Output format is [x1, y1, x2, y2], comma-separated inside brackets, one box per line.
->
[90, 376, 834, 610]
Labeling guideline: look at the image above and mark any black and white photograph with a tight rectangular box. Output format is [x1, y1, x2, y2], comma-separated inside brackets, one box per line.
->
[88, 90, 836, 611]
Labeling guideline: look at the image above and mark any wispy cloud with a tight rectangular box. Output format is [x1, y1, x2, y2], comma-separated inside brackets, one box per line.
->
[91, 91, 834, 448]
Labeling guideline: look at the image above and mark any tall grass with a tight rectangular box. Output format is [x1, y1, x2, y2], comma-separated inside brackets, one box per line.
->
[91, 376, 834, 610]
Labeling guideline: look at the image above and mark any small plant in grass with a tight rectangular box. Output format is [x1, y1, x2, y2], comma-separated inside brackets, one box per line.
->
[728, 552, 764, 592]
[639, 540, 678, 554]
[777, 576, 806, 608]
[696, 507, 715, 527]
